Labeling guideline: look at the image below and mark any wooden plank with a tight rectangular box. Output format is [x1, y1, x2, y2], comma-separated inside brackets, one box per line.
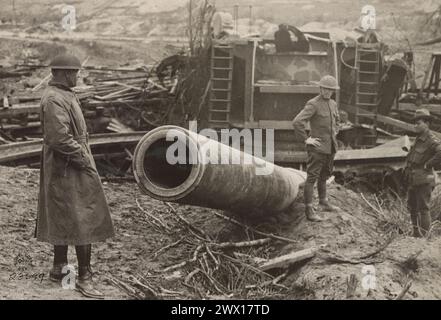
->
[94, 87, 132, 101]
[345, 104, 441, 139]
[274, 151, 307, 163]
[335, 147, 408, 161]
[363, 114, 416, 133]
[243, 42, 254, 123]
[108, 82, 144, 91]
[15, 64, 150, 73]
[1, 121, 41, 130]
[257, 84, 320, 94]
[258, 120, 293, 129]
[419, 54, 435, 97]
[343, 104, 417, 133]
[417, 37, 441, 46]
[373, 136, 411, 151]
[273, 146, 408, 164]
[241, 121, 293, 130]
[275, 152, 405, 173]
[398, 103, 441, 114]
[17, 96, 41, 103]
[262, 51, 328, 57]
[250, 40, 258, 122]
[0, 104, 40, 117]
[85, 98, 166, 108]
[259, 247, 318, 271]
[147, 79, 168, 91]
[333, 41, 341, 107]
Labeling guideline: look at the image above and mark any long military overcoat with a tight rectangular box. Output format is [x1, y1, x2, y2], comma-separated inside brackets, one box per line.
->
[36, 81, 114, 245]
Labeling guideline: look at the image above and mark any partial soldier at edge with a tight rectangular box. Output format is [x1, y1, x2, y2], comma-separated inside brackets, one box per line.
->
[404, 108, 441, 237]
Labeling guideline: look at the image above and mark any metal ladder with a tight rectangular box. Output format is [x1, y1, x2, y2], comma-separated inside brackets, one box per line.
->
[209, 44, 233, 128]
[354, 42, 382, 145]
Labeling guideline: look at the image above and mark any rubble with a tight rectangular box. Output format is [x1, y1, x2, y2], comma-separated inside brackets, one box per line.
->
[2, 164, 440, 300]
[1, 64, 176, 141]
[1, 0, 441, 301]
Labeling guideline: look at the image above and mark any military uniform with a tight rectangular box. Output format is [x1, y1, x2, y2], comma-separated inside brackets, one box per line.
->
[293, 94, 340, 210]
[36, 54, 111, 299]
[36, 80, 115, 245]
[293, 94, 340, 183]
[405, 130, 441, 236]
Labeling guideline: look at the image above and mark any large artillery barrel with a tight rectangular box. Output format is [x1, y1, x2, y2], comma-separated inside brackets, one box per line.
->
[132, 125, 306, 216]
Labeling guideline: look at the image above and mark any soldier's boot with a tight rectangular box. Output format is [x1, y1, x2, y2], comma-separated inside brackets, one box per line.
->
[304, 182, 323, 221]
[75, 244, 104, 299]
[305, 204, 324, 222]
[76, 266, 104, 299]
[420, 211, 432, 237]
[412, 226, 422, 238]
[49, 263, 68, 282]
[318, 181, 338, 212]
[50, 245, 68, 282]
[410, 212, 422, 238]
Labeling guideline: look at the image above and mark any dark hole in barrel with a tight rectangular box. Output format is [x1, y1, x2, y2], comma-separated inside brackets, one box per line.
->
[144, 138, 194, 189]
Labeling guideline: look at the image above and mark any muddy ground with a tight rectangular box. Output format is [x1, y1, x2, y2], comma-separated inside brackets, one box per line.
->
[0, 165, 440, 300]
[1, 1, 441, 299]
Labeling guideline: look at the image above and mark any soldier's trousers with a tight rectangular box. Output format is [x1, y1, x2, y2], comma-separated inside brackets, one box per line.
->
[304, 151, 335, 204]
[407, 184, 433, 235]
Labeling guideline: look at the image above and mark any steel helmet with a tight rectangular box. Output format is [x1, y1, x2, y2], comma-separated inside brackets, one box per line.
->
[413, 108, 432, 122]
[49, 54, 81, 70]
[319, 75, 340, 90]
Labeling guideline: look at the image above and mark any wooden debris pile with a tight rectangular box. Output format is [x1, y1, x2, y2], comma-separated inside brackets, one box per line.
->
[102, 181, 432, 300]
[106, 199, 397, 300]
[0, 60, 186, 142]
[107, 201, 299, 300]
[0, 66, 33, 79]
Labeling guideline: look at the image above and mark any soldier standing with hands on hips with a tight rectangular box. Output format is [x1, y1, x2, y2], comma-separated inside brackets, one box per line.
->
[293, 75, 341, 222]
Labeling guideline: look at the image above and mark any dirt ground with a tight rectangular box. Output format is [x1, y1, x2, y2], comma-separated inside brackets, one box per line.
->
[0, 165, 215, 299]
[0, 165, 440, 300]
[1, 0, 441, 300]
